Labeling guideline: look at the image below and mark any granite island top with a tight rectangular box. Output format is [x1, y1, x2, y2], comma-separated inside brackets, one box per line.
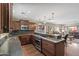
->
[0, 33, 23, 56]
[33, 34, 65, 43]
[0, 33, 9, 39]
[9, 30, 65, 43]
[9, 30, 34, 37]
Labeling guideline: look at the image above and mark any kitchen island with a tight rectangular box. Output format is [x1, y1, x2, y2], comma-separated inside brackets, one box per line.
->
[33, 33, 65, 56]
[9, 31, 65, 56]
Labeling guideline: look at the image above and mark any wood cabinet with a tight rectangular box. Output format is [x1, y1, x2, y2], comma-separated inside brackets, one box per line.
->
[18, 33, 65, 56]
[1, 3, 9, 33]
[20, 20, 29, 25]
[19, 35, 31, 45]
[11, 21, 20, 31]
[20, 20, 36, 31]
[55, 41, 65, 56]
[29, 24, 36, 30]
[10, 20, 36, 31]
[42, 39, 55, 56]
[0, 4, 2, 33]
[11, 20, 29, 31]
[30, 35, 35, 45]
[42, 39, 65, 56]
[29, 22, 36, 31]
[0, 3, 12, 33]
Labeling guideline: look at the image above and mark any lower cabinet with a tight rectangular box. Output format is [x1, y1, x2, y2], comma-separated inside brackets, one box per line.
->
[42, 39, 55, 56]
[19, 34, 65, 56]
[42, 39, 65, 56]
[19, 35, 31, 45]
[30, 35, 35, 45]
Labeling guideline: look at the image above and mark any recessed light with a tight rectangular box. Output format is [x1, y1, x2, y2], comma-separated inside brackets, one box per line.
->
[21, 12, 25, 14]
[27, 11, 31, 14]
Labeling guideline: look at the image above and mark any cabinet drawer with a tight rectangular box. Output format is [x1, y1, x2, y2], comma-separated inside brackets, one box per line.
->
[42, 48, 55, 56]
[42, 40, 55, 50]
[42, 39, 65, 56]
[42, 45, 55, 51]
[42, 39, 55, 56]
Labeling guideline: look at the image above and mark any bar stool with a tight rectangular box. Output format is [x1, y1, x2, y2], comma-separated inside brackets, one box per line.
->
[68, 36, 74, 44]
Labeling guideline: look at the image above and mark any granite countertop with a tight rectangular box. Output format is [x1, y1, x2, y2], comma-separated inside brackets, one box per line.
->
[9, 30, 34, 37]
[9, 31, 65, 43]
[0, 33, 9, 39]
[0, 33, 23, 56]
[33, 34, 65, 43]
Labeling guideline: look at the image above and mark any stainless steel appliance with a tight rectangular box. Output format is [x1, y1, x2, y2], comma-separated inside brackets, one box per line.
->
[21, 25, 29, 30]
[34, 36, 42, 51]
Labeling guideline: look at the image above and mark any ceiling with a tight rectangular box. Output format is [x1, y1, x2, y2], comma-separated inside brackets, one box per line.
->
[13, 3, 79, 25]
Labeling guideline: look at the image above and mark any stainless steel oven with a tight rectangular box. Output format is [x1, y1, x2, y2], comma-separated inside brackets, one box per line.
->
[34, 36, 42, 51]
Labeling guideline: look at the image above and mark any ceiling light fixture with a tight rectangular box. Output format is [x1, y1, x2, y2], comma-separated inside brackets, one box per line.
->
[48, 12, 54, 20]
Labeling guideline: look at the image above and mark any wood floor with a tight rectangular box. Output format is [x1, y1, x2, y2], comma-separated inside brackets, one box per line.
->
[22, 44, 44, 56]
[22, 39, 79, 56]
[65, 39, 79, 56]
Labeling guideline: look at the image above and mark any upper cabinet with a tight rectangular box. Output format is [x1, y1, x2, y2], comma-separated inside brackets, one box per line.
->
[29, 22, 37, 31]
[20, 20, 29, 25]
[20, 20, 37, 31]
[11, 21, 20, 31]
[10, 20, 37, 31]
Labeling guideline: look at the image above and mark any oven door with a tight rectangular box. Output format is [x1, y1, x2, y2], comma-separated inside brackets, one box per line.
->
[34, 37, 41, 51]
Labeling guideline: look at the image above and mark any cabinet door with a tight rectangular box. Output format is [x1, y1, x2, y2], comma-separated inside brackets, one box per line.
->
[55, 41, 65, 56]
[0, 4, 2, 33]
[19, 35, 31, 45]
[30, 35, 35, 45]
[1, 3, 9, 33]
[0, 3, 12, 33]
[20, 20, 29, 25]
[12, 21, 20, 30]
[42, 39, 55, 56]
